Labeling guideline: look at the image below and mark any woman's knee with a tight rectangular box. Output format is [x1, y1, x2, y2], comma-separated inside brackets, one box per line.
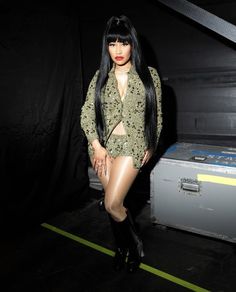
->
[104, 197, 121, 216]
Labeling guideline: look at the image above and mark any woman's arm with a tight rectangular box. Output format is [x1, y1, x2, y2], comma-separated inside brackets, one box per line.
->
[150, 67, 163, 143]
[142, 67, 163, 166]
[80, 71, 100, 143]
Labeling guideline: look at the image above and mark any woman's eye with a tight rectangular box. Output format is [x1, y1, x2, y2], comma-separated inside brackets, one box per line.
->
[109, 43, 115, 47]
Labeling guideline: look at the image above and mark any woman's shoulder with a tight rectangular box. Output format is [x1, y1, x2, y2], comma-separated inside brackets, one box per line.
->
[86, 70, 100, 91]
[148, 66, 160, 79]
[89, 69, 100, 83]
[92, 69, 100, 78]
[148, 66, 158, 74]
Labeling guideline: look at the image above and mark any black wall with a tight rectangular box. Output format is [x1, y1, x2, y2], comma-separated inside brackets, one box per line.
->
[0, 5, 89, 232]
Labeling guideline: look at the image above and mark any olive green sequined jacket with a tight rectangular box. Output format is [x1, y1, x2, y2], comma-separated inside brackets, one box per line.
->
[80, 66, 162, 159]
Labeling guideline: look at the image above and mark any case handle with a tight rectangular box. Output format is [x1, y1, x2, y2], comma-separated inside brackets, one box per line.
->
[180, 178, 200, 193]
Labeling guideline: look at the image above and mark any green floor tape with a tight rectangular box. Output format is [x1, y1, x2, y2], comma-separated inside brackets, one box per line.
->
[41, 222, 210, 292]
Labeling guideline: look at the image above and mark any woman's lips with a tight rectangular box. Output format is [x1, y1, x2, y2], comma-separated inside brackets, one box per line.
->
[115, 56, 124, 61]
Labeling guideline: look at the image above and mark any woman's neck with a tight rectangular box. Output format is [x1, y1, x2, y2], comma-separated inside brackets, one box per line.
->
[115, 63, 132, 74]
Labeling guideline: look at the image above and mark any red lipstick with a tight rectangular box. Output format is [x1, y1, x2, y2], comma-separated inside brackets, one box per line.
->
[115, 56, 124, 61]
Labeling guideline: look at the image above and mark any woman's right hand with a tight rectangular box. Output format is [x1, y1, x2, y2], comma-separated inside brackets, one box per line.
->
[91, 140, 108, 176]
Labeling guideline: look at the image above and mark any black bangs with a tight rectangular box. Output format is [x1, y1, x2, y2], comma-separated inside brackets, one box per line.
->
[106, 25, 132, 44]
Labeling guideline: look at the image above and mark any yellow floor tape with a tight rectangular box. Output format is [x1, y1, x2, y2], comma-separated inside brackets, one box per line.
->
[41, 222, 210, 292]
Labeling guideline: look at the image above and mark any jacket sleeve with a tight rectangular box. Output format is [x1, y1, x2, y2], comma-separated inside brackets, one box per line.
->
[80, 71, 99, 144]
[149, 67, 163, 143]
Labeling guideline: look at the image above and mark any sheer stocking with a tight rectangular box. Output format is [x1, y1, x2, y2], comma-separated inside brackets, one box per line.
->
[92, 156, 139, 221]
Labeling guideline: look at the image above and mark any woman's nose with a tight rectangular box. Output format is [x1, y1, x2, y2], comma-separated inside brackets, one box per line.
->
[116, 44, 122, 54]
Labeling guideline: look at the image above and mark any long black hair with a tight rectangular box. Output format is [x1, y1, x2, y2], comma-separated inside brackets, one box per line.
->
[95, 15, 158, 150]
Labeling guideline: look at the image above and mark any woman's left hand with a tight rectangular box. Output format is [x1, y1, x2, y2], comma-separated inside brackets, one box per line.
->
[141, 149, 153, 167]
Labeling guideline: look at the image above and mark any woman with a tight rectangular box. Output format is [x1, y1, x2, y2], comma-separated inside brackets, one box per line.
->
[80, 15, 162, 273]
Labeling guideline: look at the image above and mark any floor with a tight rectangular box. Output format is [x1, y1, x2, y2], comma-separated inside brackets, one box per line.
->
[2, 167, 236, 292]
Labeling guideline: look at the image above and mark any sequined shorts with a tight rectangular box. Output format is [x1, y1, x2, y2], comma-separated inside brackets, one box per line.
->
[106, 134, 142, 169]
[88, 134, 143, 169]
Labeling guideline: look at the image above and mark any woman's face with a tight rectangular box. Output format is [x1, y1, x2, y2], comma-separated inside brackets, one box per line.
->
[108, 40, 132, 66]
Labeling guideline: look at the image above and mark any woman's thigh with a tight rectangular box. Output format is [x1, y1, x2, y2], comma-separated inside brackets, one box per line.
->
[105, 156, 139, 206]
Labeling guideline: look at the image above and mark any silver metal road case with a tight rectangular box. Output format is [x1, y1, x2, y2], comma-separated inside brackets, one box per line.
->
[150, 142, 236, 243]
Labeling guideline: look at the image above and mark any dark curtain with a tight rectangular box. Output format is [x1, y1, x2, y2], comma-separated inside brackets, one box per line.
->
[0, 7, 89, 233]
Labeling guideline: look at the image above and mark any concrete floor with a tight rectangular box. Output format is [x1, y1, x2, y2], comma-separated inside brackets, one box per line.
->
[2, 183, 235, 292]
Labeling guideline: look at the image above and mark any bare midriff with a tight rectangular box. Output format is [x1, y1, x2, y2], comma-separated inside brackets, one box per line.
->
[112, 121, 126, 135]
